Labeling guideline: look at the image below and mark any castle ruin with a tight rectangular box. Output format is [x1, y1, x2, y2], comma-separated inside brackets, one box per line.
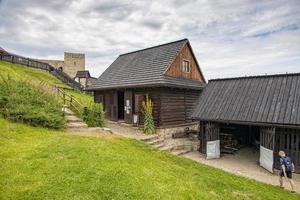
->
[38, 52, 85, 78]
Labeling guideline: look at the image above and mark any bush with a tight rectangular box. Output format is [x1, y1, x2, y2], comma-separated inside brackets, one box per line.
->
[84, 102, 105, 127]
[142, 98, 155, 134]
[0, 75, 64, 129]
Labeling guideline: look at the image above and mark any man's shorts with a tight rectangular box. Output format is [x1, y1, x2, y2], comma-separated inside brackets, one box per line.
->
[279, 170, 292, 179]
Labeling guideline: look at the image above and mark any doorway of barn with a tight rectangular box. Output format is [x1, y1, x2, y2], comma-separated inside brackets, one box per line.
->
[200, 123, 260, 155]
[200, 122, 265, 170]
[219, 124, 260, 154]
[117, 91, 124, 120]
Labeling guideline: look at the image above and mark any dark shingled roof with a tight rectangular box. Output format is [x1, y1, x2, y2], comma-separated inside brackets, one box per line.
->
[75, 70, 91, 78]
[191, 73, 300, 126]
[0, 46, 7, 54]
[88, 39, 205, 90]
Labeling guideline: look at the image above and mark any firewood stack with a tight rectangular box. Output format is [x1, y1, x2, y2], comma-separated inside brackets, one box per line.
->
[220, 133, 238, 154]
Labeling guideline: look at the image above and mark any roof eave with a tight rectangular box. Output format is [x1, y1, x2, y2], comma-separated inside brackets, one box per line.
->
[189, 117, 300, 129]
[86, 83, 204, 91]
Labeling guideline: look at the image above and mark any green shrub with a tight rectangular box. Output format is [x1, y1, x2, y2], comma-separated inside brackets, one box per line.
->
[142, 98, 155, 134]
[85, 102, 105, 127]
[0, 75, 64, 129]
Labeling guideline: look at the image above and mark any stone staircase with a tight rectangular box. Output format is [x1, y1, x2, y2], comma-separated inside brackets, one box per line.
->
[64, 108, 112, 133]
[141, 135, 199, 156]
[65, 108, 88, 129]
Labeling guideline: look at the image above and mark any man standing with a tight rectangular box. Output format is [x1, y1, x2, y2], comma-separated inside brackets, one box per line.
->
[278, 151, 296, 193]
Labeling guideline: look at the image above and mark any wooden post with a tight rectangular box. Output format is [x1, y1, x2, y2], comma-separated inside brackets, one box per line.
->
[11, 55, 14, 63]
[63, 92, 66, 105]
[70, 95, 73, 108]
[27, 58, 29, 66]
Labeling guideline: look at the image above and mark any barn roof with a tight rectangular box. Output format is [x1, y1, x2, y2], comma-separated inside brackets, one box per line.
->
[88, 39, 205, 90]
[191, 73, 300, 126]
[75, 70, 91, 78]
[0, 46, 7, 54]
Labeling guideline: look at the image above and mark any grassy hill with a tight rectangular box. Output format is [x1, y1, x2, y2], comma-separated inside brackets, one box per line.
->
[0, 60, 96, 128]
[0, 60, 93, 107]
[0, 60, 299, 199]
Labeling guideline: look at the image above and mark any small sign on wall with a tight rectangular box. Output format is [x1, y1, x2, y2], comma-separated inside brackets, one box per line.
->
[133, 114, 138, 125]
[124, 99, 131, 114]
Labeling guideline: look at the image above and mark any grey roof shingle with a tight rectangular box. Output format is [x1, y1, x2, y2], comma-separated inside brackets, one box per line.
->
[88, 39, 205, 90]
[191, 73, 300, 126]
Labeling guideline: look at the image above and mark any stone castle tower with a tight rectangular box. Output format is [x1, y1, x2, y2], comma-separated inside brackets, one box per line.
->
[63, 52, 85, 78]
[37, 52, 85, 78]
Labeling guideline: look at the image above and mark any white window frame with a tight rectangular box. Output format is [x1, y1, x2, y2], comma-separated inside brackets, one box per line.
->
[182, 59, 190, 73]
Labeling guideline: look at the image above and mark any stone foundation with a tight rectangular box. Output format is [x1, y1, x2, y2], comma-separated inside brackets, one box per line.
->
[156, 122, 199, 139]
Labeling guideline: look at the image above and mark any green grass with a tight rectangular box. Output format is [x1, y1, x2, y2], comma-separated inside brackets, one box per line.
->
[0, 60, 93, 107]
[0, 76, 64, 129]
[0, 118, 298, 200]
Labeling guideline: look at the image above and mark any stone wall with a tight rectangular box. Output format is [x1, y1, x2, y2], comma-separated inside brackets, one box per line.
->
[156, 122, 199, 139]
[64, 52, 85, 78]
[35, 52, 85, 78]
[36, 59, 64, 69]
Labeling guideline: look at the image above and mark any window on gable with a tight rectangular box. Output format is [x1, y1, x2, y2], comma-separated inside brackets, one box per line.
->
[182, 60, 190, 73]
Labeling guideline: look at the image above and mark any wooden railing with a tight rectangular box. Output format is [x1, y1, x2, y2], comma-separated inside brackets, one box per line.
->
[55, 86, 87, 117]
[0, 53, 82, 90]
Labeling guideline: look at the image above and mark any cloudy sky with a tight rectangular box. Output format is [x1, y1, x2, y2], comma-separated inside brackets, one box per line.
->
[0, 0, 299, 80]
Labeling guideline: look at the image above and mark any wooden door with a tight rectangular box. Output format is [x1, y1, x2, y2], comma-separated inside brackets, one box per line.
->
[134, 94, 146, 125]
[124, 90, 133, 123]
[260, 127, 275, 150]
[205, 122, 220, 159]
[105, 91, 118, 121]
[260, 127, 275, 173]
[274, 128, 300, 173]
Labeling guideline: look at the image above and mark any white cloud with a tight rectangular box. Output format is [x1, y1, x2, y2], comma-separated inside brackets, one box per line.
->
[0, 0, 299, 80]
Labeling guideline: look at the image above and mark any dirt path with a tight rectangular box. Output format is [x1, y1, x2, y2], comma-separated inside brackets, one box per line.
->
[105, 121, 158, 140]
[184, 149, 300, 193]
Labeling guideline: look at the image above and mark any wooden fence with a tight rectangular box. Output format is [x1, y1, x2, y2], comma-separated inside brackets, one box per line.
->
[0, 53, 82, 90]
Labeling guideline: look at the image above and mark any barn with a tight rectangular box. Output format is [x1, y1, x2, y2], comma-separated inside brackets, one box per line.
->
[88, 39, 206, 129]
[191, 73, 300, 173]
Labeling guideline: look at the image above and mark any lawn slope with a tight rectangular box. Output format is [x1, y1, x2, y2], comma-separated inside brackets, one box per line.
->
[0, 118, 298, 200]
[0, 60, 93, 106]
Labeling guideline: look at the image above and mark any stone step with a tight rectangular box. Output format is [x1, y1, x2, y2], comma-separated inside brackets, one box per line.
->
[66, 115, 83, 123]
[66, 122, 88, 128]
[153, 143, 165, 149]
[147, 138, 164, 145]
[159, 145, 173, 152]
[64, 108, 76, 116]
[140, 135, 159, 142]
[171, 149, 191, 156]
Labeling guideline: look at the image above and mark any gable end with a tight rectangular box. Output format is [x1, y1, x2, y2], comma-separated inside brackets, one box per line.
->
[164, 42, 205, 82]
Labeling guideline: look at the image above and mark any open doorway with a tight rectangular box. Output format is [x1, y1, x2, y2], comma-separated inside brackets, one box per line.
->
[117, 91, 124, 120]
[219, 124, 260, 154]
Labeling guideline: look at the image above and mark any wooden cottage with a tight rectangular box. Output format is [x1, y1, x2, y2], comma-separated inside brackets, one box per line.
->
[191, 73, 300, 173]
[88, 39, 206, 127]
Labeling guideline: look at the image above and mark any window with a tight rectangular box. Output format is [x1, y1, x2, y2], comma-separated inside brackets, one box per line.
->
[182, 60, 190, 73]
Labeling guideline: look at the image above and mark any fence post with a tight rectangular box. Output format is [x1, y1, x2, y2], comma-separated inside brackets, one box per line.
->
[11, 56, 14, 63]
[70, 95, 73, 108]
[63, 92, 66, 105]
